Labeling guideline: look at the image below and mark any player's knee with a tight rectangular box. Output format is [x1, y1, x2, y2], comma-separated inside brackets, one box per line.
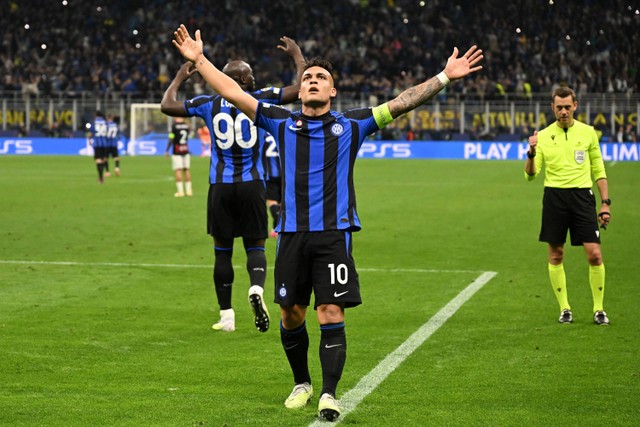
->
[281, 305, 306, 328]
[317, 304, 344, 324]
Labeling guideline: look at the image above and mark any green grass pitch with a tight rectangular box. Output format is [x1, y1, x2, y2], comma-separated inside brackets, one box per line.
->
[1, 155, 638, 426]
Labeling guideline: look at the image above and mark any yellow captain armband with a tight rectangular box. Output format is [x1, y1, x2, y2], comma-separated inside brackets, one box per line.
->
[372, 103, 393, 129]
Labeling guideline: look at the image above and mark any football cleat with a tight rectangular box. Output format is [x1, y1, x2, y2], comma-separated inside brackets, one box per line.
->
[174, 192, 185, 197]
[269, 230, 278, 238]
[248, 285, 270, 332]
[211, 309, 235, 332]
[284, 383, 313, 409]
[115, 167, 121, 177]
[104, 171, 111, 178]
[593, 310, 609, 326]
[558, 309, 573, 324]
[186, 191, 193, 197]
[318, 393, 340, 421]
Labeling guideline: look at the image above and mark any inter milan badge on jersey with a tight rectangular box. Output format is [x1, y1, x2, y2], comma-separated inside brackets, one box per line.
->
[574, 150, 586, 164]
[279, 284, 287, 298]
[331, 123, 344, 136]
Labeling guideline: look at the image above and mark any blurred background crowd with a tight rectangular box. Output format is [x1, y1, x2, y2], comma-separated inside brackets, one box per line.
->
[1, 0, 638, 101]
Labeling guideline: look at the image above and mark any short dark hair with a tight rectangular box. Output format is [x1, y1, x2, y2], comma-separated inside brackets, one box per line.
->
[552, 86, 576, 103]
[304, 58, 334, 74]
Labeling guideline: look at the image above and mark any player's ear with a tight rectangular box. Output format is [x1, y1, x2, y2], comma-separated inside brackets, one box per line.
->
[330, 87, 337, 98]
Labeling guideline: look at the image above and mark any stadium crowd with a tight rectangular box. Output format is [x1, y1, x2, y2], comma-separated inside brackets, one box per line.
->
[1, 0, 638, 101]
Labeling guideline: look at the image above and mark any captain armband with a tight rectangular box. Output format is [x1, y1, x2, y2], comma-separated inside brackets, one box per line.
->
[372, 103, 393, 129]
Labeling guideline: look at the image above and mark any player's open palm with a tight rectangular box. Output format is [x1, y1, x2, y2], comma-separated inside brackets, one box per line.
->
[443, 46, 483, 80]
[173, 24, 203, 63]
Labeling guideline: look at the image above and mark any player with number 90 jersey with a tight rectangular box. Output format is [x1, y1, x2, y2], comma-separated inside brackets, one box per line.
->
[185, 88, 283, 184]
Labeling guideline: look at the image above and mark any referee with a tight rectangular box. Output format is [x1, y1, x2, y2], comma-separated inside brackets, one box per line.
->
[525, 85, 611, 325]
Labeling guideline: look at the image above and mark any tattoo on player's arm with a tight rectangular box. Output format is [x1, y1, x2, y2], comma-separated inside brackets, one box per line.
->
[389, 76, 443, 118]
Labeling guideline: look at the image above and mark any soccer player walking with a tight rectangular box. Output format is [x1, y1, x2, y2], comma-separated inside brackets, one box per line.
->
[172, 24, 482, 421]
[161, 37, 305, 333]
[525, 86, 611, 325]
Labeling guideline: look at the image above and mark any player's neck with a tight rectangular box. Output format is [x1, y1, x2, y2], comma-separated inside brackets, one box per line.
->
[302, 103, 331, 117]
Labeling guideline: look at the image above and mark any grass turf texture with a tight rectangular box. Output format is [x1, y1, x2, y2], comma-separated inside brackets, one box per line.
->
[0, 155, 638, 426]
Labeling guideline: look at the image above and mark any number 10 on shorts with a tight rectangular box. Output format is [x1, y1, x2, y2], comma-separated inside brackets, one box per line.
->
[328, 263, 348, 285]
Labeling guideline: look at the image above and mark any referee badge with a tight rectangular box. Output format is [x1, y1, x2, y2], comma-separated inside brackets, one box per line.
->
[574, 150, 585, 164]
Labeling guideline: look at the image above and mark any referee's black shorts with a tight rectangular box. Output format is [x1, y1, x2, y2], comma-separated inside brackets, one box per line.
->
[207, 180, 267, 242]
[539, 187, 600, 246]
[274, 230, 361, 309]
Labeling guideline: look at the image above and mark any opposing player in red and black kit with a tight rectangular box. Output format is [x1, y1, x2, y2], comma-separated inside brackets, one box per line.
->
[161, 36, 305, 333]
[173, 24, 482, 421]
[165, 117, 193, 197]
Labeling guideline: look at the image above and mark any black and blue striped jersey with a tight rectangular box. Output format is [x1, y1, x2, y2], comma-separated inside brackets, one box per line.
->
[263, 134, 280, 180]
[184, 87, 282, 184]
[255, 103, 381, 233]
[106, 120, 119, 148]
[91, 117, 109, 148]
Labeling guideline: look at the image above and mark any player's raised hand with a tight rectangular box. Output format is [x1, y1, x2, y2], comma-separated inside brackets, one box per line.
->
[277, 36, 302, 59]
[443, 45, 483, 81]
[172, 24, 203, 63]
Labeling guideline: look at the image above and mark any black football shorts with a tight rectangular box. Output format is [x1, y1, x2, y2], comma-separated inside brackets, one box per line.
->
[207, 181, 267, 242]
[274, 230, 361, 309]
[540, 187, 600, 246]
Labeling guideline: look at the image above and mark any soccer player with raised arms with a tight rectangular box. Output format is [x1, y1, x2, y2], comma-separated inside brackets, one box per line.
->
[172, 24, 482, 421]
[161, 37, 305, 333]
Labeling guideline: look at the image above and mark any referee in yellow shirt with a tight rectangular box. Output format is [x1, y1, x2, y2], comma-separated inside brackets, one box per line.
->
[525, 86, 611, 325]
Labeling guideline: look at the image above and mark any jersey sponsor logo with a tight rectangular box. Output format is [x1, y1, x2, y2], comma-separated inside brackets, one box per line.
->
[574, 150, 586, 164]
[330, 123, 344, 136]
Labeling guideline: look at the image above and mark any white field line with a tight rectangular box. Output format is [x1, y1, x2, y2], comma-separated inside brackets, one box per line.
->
[308, 270, 498, 426]
[0, 259, 487, 274]
[0, 258, 496, 424]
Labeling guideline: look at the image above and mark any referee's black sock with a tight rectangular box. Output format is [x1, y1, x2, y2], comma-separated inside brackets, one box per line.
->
[281, 321, 311, 385]
[213, 248, 234, 310]
[319, 322, 346, 397]
[245, 247, 266, 288]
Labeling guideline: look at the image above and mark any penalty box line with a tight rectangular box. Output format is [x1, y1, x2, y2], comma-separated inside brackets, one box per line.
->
[308, 270, 498, 427]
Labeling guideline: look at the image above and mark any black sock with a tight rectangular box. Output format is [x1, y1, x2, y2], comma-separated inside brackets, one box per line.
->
[104, 160, 109, 172]
[115, 159, 120, 168]
[246, 248, 266, 287]
[281, 321, 311, 385]
[97, 163, 104, 179]
[214, 248, 234, 310]
[269, 204, 281, 229]
[319, 322, 346, 396]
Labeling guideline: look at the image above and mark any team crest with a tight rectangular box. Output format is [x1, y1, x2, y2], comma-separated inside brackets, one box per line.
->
[279, 285, 287, 298]
[574, 150, 585, 164]
[331, 123, 344, 136]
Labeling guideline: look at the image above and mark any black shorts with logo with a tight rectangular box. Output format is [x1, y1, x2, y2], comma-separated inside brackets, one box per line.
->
[274, 230, 361, 309]
[207, 180, 267, 242]
[539, 187, 600, 246]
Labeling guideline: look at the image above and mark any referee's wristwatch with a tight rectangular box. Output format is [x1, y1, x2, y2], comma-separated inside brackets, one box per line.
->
[601, 198, 612, 206]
